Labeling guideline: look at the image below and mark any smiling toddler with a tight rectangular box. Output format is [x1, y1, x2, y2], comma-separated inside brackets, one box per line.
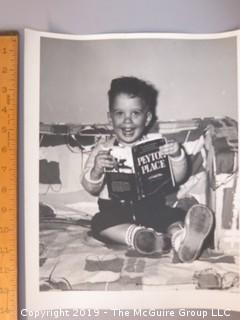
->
[82, 76, 213, 262]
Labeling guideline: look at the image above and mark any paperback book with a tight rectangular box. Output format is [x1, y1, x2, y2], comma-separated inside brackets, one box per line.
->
[106, 136, 175, 200]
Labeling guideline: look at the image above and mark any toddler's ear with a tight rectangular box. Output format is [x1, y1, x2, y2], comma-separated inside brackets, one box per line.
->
[145, 112, 152, 127]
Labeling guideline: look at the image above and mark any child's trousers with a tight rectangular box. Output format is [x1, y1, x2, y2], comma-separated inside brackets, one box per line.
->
[91, 194, 186, 240]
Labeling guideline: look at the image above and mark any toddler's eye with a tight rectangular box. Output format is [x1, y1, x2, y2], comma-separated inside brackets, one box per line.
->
[114, 111, 124, 117]
[132, 111, 142, 117]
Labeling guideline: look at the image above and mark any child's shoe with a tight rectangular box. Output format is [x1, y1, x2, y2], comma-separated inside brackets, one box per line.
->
[171, 204, 213, 263]
[126, 225, 170, 255]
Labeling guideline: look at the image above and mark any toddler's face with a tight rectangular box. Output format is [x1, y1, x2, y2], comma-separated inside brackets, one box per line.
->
[109, 93, 152, 145]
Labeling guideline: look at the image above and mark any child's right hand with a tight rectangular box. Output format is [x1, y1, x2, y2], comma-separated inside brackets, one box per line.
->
[90, 149, 116, 180]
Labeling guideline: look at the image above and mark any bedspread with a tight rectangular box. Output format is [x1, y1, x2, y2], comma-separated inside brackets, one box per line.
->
[39, 215, 239, 292]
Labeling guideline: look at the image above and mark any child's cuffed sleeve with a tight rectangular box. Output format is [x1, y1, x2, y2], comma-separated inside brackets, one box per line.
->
[169, 148, 188, 184]
[81, 136, 115, 196]
[81, 139, 105, 196]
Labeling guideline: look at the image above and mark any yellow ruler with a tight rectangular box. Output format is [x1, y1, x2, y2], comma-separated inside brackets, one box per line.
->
[0, 32, 18, 320]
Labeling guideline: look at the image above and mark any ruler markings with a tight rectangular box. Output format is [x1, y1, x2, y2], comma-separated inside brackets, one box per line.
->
[0, 33, 18, 320]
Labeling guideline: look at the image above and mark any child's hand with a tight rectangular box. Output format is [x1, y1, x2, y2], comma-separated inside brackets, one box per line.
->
[91, 149, 116, 180]
[159, 140, 181, 158]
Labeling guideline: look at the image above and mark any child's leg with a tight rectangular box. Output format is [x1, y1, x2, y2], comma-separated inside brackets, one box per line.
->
[95, 222, 170, 255]
[134, 197, 213, 261]
[169, 204, 214, 262]
[91, 199, 170, 255]
[99, 223, 131, 244]
[91, 199, 134, 242]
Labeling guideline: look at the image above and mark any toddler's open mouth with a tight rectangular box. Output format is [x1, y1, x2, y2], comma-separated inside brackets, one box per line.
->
[122, 128, 135, 137]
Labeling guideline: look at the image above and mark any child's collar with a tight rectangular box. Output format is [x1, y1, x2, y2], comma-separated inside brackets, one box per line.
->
[113, 135, 147, 147]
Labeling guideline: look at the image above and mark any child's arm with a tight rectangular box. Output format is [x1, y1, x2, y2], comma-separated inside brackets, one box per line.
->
[81, 137, 116, 195]
[160, 140, 188, 184]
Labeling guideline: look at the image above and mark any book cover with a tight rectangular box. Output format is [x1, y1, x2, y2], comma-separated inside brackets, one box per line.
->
[106, 136, 175, 200]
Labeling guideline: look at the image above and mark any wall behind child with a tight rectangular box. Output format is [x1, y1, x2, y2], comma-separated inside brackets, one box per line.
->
[40, 36, 238, 124]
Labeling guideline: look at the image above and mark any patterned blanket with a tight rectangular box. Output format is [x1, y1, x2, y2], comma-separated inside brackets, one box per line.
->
[39, 215, 239, 291]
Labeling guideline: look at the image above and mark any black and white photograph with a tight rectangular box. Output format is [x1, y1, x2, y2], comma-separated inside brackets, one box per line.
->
[24, 29, 239, 311]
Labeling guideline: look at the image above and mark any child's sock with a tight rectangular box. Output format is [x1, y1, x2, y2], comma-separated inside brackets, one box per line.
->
[125, 224, 170, 255]
[171, 204, 213, 263]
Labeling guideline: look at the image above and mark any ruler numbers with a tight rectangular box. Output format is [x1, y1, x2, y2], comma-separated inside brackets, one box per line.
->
[0, 33, 18, 320]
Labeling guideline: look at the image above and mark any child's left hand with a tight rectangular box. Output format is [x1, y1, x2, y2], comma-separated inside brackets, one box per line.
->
[159, 140, 181, 158]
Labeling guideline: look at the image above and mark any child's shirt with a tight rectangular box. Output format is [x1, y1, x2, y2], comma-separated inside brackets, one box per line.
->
[81, 133, 188, 200]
